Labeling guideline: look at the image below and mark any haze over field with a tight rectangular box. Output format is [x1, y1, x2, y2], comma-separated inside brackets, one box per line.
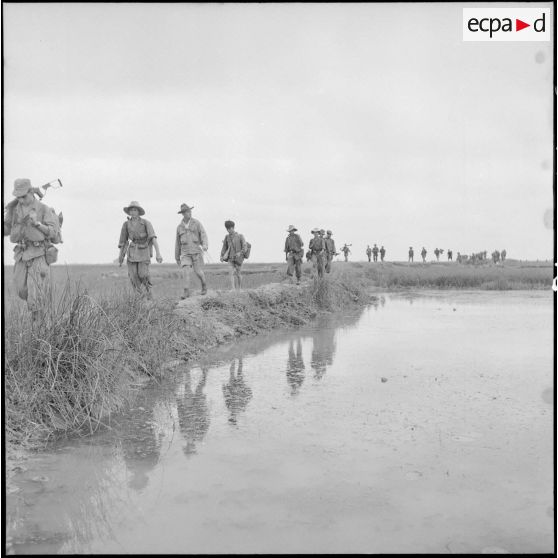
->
[3, 2, 554, 264]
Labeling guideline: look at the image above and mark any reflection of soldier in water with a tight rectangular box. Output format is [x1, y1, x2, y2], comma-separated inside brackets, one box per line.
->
[176, 367, 210, 457]
[310, 327, 336, 380]
[222, 358, 253, 425]
[119, 393, 162, 492]
[286, 339, 305, 395]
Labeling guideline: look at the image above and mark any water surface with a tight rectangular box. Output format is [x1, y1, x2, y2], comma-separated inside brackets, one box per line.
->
[6, 291, 554, 554]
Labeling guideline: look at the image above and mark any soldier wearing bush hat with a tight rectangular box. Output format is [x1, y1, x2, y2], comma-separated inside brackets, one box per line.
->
[324, 230, 336, 273]
[284, 225, 304, 285]
[3, 178, 59, 320]
[175, 203, 208, 298]
[309, 227, 326, 278]
[118, 201, 163, 299]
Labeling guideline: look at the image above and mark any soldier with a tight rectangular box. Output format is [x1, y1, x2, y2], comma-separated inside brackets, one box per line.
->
[434, 247, 440, 261]
[342, 244, 351, 262]
[220, 220, 248, 290]
[118, 201, 163, 299]
[447, 249, 453, 261]
[309, 227, 326, 278]
[420, 247, 427, 263]
[324, 230, 336, 273]
[501, 249, 507, 262]
[366, 245, 372, 262]
[380, 245, 386, 262]
[372, 243, 379, 262]
[4, 178, 59, 320]
[492, 250, 500, 264]
[284, 225, 304, 285]
[456, 252, 462, 263]
[408, 246, 414, 263]
[175, 203, 208, 298]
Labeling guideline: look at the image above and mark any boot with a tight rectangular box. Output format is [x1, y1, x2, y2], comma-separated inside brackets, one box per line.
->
[200, 280, 207, 295]
[180, 288, 190, 300]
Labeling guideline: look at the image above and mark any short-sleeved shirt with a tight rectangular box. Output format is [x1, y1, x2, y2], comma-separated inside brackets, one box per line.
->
[119, 218, 156, 262]
[309, 237, 326, 253]
[284, 233, 304, 254]
[324, 237, 336, 254]
[5, 199, 58, 261]
[175, 218, 208, 258]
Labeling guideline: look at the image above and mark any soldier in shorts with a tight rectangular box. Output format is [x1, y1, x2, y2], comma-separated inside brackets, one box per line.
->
[175, 203, 208, 298]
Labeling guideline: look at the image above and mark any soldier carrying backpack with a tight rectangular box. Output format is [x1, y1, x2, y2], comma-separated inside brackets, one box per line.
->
[3, 178, 63, 320]
[220, 220, 250, 290]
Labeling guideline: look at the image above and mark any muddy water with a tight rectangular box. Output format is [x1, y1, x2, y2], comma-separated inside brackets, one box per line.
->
[6, 291, 554, 554]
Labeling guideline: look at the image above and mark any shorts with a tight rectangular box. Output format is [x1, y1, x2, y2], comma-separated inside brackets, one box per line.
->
[180, 253, 204, 268]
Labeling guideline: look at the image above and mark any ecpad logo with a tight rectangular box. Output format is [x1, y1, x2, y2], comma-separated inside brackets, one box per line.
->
[463, 8, 550, 41]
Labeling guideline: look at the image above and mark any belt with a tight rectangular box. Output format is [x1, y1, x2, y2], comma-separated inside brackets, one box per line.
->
[18, 240, 45, 248]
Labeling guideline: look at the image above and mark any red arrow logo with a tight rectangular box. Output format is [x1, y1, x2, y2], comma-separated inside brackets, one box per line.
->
[516, 19, 530, 31]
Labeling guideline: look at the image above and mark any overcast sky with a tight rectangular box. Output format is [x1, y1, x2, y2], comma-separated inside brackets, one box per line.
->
[3, 2, 554, 264]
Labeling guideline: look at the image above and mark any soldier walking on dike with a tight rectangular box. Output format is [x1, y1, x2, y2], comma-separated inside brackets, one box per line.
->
[501, 249, 506, 262]
[118, 201, 163, 299]
[372, 243, 379, 262]
[380, 245, 386, 262]
[175, 203, 208, 298]
[366, 245, 372, 262]
[491, 250, 500, 264]
[4, 178, 59, 320]
[408, 246, 414, 263]
[220, 220, 248, 290]
[284, 225, 304, 285]
[420, 247, 427, 263]
[309, 227, 326, 278]
[447, 249, 453, 261]
[434, 248, 440, 261]
[342, 244, 351, 262]
[324, 230, 336, 273]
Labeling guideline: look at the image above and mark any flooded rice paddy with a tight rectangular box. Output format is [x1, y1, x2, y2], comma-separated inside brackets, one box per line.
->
[6, 291, 554, 554]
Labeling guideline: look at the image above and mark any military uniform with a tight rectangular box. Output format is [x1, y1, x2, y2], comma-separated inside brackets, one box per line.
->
[119, 217, 157, 295]
[4, 185, 58, 313]
[284, 227, 304, 282]
[324, 232, 336, 274]
[309, 233, 326, 278]
[342, 246, 351, 262]
[408, 247, 414, 262]
[421, 248, 427, 262]
[380, 246, 386, 262]
[366, 247, 372, 262]
[372, 244, 379, 262]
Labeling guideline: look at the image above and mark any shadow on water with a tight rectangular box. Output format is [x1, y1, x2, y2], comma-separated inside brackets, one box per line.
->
[223, 358, 253, 425]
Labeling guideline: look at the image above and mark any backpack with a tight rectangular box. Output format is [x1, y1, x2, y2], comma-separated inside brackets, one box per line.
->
[49, 208, 63, 244]
[243, 241, 251, 259]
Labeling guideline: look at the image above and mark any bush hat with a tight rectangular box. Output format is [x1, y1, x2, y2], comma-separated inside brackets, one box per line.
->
[326, 230, 332, 235]
[123, 201, 145, 216]
[178, 203, 194, 214]
[13, 178, 32, 197]
[311, 228, 320, 234]
[287, 225, 297, 232]
[319, 229, 325, 234]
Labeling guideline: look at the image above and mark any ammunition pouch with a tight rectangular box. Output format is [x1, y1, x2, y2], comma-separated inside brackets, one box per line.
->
[45, 245, 58, 265]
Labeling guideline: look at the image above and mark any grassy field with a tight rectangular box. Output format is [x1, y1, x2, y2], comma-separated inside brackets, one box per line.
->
[3, 258, 553, 306]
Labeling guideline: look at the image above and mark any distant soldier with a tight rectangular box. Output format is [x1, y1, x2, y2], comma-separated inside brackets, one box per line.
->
[366, 245, 372, 262]
[380, 245, 386, 262]
[372, 243, 379, 262]
[447, 249, 453, 261]
[175, 203, 208, 298]
[220, 220, 248, 290]
[342, 244, 351, 262]
[284, 225, 304, 285]
[492, 250, 500, 264]
[434, 248, 440, 261]
[420, 247, 427, 263]
[309, 227, 326, 278]
[408, 246, 414, 263]
[456, 252, 462, 263]
[3, 178, 59, 320]
[118, 201, 163, 299]
[324, 230, 336, 273]
[501, 249, 507, 262]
